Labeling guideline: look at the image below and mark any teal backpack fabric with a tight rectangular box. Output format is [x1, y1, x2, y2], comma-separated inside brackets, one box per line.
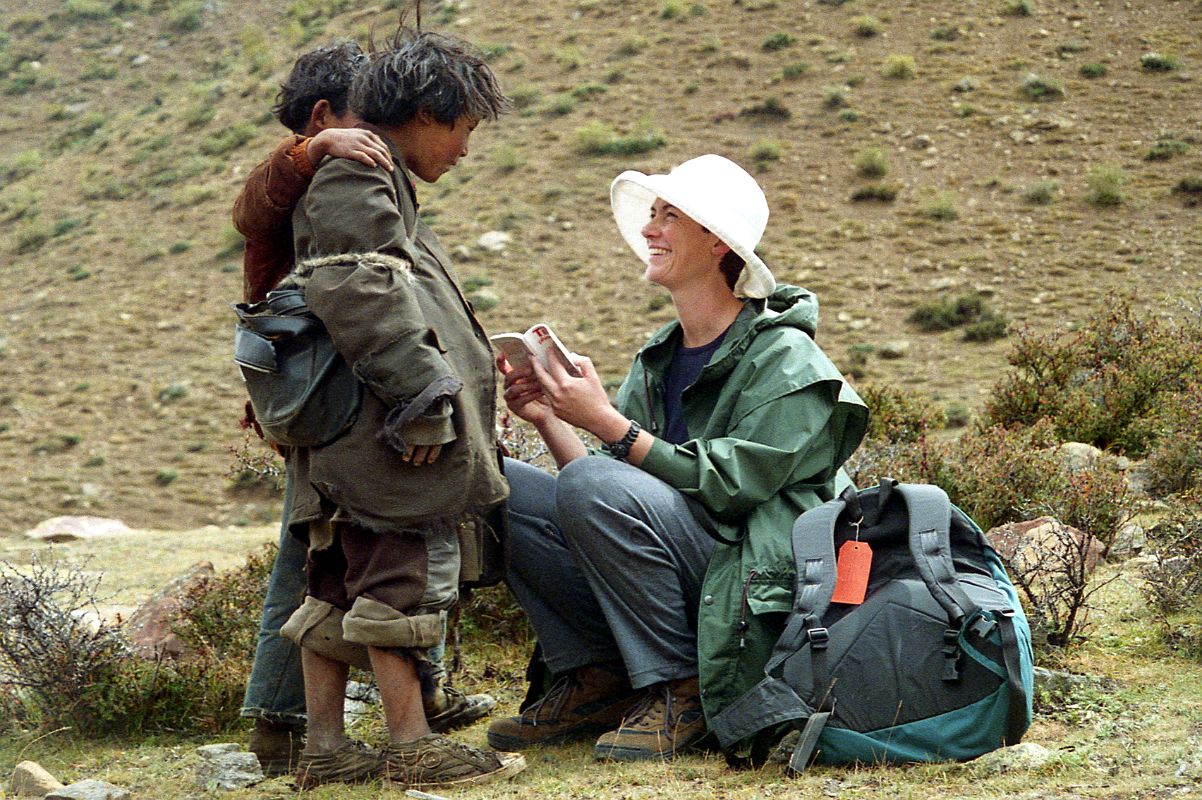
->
[233, 288, 362, 448]
[709, 480, 1034, 772]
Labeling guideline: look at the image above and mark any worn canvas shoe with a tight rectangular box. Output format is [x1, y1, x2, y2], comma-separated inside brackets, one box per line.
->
[486, 664, 640, 751]
[294, 740, 381, 790]
[380, 734, 526, 788]
[425, 685, 498, 733]
[249, 719, 304, 778]
[594, 676, 706, 761]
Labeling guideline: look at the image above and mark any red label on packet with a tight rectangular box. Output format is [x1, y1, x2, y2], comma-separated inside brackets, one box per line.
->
[830, 540, 873, 605]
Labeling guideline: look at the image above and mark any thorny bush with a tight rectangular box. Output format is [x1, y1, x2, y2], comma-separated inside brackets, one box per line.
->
[1141, 491, 1202, 659]
[984, 295, 1202, 495]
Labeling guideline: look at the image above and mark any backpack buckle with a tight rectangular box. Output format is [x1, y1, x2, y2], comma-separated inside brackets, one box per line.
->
[941, 628, 962, 682]
[970, 615, 997, 639]
[808, 627, 830, 650]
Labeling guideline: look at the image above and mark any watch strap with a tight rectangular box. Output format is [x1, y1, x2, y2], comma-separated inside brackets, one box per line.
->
[604, 420, 642, 461]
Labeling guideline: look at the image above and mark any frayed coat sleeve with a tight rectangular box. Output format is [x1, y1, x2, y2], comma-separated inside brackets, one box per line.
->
[232, 134, 312, 241]
[295, 161, 459, 448]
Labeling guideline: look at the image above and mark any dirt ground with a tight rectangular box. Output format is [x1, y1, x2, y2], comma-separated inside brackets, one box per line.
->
[0, 0, 1200, 534]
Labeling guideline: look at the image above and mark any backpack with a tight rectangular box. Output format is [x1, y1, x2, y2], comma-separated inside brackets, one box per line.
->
[233, 288, 362, 448]
[709, 480, 1034, 772]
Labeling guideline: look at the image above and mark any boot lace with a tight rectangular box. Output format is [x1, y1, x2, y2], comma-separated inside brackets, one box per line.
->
[521, 673, 576, 726]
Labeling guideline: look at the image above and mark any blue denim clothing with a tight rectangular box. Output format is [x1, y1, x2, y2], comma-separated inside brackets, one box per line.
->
[241, 472, 451, 725]
[241, 472, 307, 725]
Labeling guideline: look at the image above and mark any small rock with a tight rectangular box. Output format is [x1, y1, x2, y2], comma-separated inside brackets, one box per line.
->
[989, 517, 1104, 576]
[1111, 522, 1146, 556]
[954, 76, 978, 92]
[913, 134, 932, 149]
[878, 340, 910, 359]
[971, 742, 1054, 772]
[1054, 442, 1102, 473]
[25, 516, 132, 542]
[11, 761, 65, 797]
[195, 745, 263, 790]
[476, 231, 511, 252]
[1032, 666, 1091, 702]
[45, 780, 131, 800]
[131, 53, 150, 67]
[451, 244, 474, 262]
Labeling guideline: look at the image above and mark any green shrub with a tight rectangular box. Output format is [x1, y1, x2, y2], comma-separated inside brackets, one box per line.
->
[1140, 51, 1181, 72]
[1141, 493, 1202, 658]
[614, 36, 647, 57]
[850, 183, 899, 202]
[1021, 179, 1060, 205]
[13, 222, 49, 254]
[509, 85, 540, 110]
[1173, 176, 1202, 204]
[1144, 139, 1189, 161]
[1020, 72, 1065, 100]
[542, 93, 576, 116]
[883, 54, 916, 79]
[64, 0, 112, 21]
[168, 0, 206, 33]
[859, 383, 946, 443]
[822, 85, 849, 108]
[1004, 0, 1033, 15]
[984, 296, 1202, 460]
[199, 122, 257, 156]
[781, 61, 810, 80]
[491, 144, 523, 173]
[853, 146, 888, 178]
[573, 121, 666, 156]
[908, 292, 1008, 342]
[1080, 62, 1107, 78]
[1085, 163, 1125, 205]
[931, 25, 958, 41]
[838, 108, 861, 122]
[920, 191, 959, 220]
[1144, 382, 1202, 495]
[739, 96, 791, 120]
[660, 0, 686, 18]
[0, 148, 42, 188]
[748, 139, 783, 169]
[762, 32, 796, 51]
[851, 14, 882, 36]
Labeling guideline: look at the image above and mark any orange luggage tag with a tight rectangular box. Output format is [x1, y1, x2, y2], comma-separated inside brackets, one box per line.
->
[830, 516, 872, 606]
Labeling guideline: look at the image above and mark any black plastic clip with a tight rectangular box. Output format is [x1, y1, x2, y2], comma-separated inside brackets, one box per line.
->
[941, 628, 962, 682]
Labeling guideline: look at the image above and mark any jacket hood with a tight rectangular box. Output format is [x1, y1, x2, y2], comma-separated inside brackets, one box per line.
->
[758, 284, 819, 338]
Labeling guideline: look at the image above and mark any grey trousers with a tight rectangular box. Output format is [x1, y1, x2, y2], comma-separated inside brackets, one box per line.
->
[504, 456, 716, 689]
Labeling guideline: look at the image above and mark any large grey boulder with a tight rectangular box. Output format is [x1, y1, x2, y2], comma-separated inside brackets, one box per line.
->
[45, 780, 131, 800]
[195, 743, 264, 790]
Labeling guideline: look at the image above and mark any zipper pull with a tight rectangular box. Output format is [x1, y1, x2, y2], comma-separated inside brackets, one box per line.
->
[737, 570, 758, 649]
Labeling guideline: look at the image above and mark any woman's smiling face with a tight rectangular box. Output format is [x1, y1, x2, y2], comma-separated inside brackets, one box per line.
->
[640, 198, 727, 291]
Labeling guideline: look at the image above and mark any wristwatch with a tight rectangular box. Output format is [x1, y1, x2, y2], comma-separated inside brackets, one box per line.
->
[603, 420, 641, 461]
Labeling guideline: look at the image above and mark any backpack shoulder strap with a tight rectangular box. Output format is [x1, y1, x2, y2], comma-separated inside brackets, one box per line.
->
[708, 495, 845, 751]
[896, 483, 981, 627]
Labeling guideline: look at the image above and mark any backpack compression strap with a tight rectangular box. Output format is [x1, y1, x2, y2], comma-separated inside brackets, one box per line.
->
[708, 497, 843, 757]
[997, 611, 1031, 745]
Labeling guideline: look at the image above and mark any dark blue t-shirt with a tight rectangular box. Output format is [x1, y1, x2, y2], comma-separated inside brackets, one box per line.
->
[662, 330, 728, 445]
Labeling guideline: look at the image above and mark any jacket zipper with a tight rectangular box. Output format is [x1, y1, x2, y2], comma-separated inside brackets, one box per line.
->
[737, 569, 758, 649]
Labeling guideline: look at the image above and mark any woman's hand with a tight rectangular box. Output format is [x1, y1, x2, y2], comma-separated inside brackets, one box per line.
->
[529, 353, 630, 443]
[498, 353, 556, 426]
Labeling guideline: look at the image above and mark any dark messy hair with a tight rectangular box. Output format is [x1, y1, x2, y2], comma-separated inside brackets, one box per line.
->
[272, 40, 367, 134]
[351, 27, 509, 127]
[719, 250, 746, 291]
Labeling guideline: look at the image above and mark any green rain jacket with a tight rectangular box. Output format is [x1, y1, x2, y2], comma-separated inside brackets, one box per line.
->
[612, 285, 868, 746]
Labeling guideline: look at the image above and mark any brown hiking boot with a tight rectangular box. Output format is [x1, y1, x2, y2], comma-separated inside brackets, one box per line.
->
[594, 676, 706, 761]
[486, 664, 640, 751]
[380, 734, 526, 788]
[425, 685, 497, 733]
[248, 719, 304, 778]
[294, 740, 381, 790]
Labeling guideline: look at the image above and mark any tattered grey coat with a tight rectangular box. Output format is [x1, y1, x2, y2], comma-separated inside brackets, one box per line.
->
[284, 127, 507, 574]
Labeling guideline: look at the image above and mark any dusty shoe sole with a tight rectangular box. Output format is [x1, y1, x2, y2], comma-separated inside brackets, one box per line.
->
[384, 751, 527, 789]
[487, 722, 613, 752]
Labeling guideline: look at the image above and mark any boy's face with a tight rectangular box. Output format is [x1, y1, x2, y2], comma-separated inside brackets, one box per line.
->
[405, 114, 479, 183]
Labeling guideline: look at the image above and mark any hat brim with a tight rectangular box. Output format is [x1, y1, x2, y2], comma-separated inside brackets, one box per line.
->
[610, 171, 775, 299]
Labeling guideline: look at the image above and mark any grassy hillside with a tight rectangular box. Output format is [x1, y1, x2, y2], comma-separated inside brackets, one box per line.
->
[1, 0, 1201, 533]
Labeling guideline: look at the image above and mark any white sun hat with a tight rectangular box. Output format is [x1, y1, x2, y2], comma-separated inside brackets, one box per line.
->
[609, 154, 775, 299]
